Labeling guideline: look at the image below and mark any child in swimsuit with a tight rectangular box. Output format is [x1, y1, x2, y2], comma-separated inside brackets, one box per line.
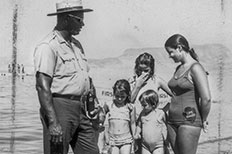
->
[100, 79, 136, 154]
[134, 90, 167, 154]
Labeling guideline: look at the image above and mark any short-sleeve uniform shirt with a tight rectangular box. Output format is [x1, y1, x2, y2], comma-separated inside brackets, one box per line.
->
[34, 30, 90, 96]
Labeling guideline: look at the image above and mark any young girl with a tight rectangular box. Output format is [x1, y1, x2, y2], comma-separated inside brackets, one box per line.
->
[100, 79, 136, 154]
[129, 52, 173, 118]
[134, 90, 167, 154]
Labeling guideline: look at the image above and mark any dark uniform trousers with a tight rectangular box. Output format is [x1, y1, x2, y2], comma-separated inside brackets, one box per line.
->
[40, 97, 99, 154]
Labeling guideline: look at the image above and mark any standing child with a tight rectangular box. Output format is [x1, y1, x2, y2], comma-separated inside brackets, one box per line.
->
[100, 79, 136, 154]
[134, 90, 167, 154]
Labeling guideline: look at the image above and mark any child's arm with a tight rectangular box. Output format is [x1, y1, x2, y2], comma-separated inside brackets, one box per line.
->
[100, 103, 110, 145]
[98, 102, 109, 125]
[134, 112, 142, 139]
[130, 105, 136, 137]
[134, 122, 142, 139]
[103, 114, 110, 145]
[157, 109, 166, 123]
[157, 76, 173, 97]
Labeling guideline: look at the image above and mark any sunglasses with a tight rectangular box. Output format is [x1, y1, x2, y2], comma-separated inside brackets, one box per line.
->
[68, 14, 84, 23]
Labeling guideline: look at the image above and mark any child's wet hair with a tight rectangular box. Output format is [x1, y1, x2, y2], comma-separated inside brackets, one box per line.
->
[134, 52, 155, 76]
[139, 90, 159, 108]
[113, 79, 131, 103]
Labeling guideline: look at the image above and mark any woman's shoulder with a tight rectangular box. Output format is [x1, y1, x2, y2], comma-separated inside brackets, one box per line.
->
[190, 62, 208, 76]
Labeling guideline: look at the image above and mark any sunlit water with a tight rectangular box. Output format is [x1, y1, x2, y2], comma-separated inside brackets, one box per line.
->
[0, 75, 231, 154]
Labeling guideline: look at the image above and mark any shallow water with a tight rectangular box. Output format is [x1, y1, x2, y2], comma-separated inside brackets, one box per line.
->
[0, 75, 231, 154]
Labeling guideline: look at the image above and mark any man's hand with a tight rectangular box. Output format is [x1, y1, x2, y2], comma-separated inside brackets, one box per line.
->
[49, 123, 63, 143]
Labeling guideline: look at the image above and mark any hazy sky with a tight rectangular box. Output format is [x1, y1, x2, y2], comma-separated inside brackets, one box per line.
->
[1, 0, 232, 67]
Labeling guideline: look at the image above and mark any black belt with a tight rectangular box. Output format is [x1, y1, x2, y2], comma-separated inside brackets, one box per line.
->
[52, 93, 82, 101]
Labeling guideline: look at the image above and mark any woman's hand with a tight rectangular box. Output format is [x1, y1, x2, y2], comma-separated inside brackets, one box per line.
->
[202, 121, 209, 133]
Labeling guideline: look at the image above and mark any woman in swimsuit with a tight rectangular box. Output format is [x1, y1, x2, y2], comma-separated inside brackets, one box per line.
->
[164, 34, 211, 154]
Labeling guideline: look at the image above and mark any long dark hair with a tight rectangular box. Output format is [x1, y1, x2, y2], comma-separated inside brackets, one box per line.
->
[164, 34, 199, 62]
[113, 79, 131, 103]
[134, 52, 155, 77]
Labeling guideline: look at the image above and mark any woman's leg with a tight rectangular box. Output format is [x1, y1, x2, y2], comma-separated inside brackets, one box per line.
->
[177, 125, 201, 154]
[167, 124, 178, 154]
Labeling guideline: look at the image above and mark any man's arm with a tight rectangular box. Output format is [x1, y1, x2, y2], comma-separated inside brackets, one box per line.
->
[36, 72, 62, 143]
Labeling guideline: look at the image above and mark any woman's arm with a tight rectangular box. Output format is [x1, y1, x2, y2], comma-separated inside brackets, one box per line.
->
[191, 64, 211, 130]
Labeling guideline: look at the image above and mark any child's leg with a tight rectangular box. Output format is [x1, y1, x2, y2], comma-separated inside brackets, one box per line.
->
[152, 147, 164, 154]
[120, 144, 132, 154]
[111, 146, 120, 154]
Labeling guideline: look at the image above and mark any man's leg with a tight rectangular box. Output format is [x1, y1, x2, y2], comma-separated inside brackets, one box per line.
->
[52, 98, 82, 154]
[71, 111, 99, 154]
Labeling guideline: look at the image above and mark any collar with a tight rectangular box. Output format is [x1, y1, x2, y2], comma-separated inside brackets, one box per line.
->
[54, 30, 73, 45]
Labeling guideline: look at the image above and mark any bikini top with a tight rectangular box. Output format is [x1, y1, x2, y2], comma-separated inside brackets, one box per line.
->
[106, 102, 133, 121]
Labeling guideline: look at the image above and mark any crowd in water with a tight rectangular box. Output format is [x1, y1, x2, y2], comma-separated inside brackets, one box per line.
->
[8, 63, 25, 74]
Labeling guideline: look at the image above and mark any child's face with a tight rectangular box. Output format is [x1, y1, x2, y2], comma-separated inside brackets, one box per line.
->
[113, 91, 128, 106]
[136, 64, 152, 77]
[141, 101, 153, 114]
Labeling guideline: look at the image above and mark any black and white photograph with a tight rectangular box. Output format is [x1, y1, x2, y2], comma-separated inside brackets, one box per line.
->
[0, 0, 231, 154]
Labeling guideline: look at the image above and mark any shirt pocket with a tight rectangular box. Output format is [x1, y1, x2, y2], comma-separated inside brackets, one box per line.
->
[78, 52, 90, 72]
[56, 52, 77, 75]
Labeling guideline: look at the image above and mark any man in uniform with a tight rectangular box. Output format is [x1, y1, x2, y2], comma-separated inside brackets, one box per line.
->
[34, 1, 99, 154]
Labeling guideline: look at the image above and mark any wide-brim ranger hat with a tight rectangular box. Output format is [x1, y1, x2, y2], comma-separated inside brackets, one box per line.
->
[47, 0, 93, 16]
